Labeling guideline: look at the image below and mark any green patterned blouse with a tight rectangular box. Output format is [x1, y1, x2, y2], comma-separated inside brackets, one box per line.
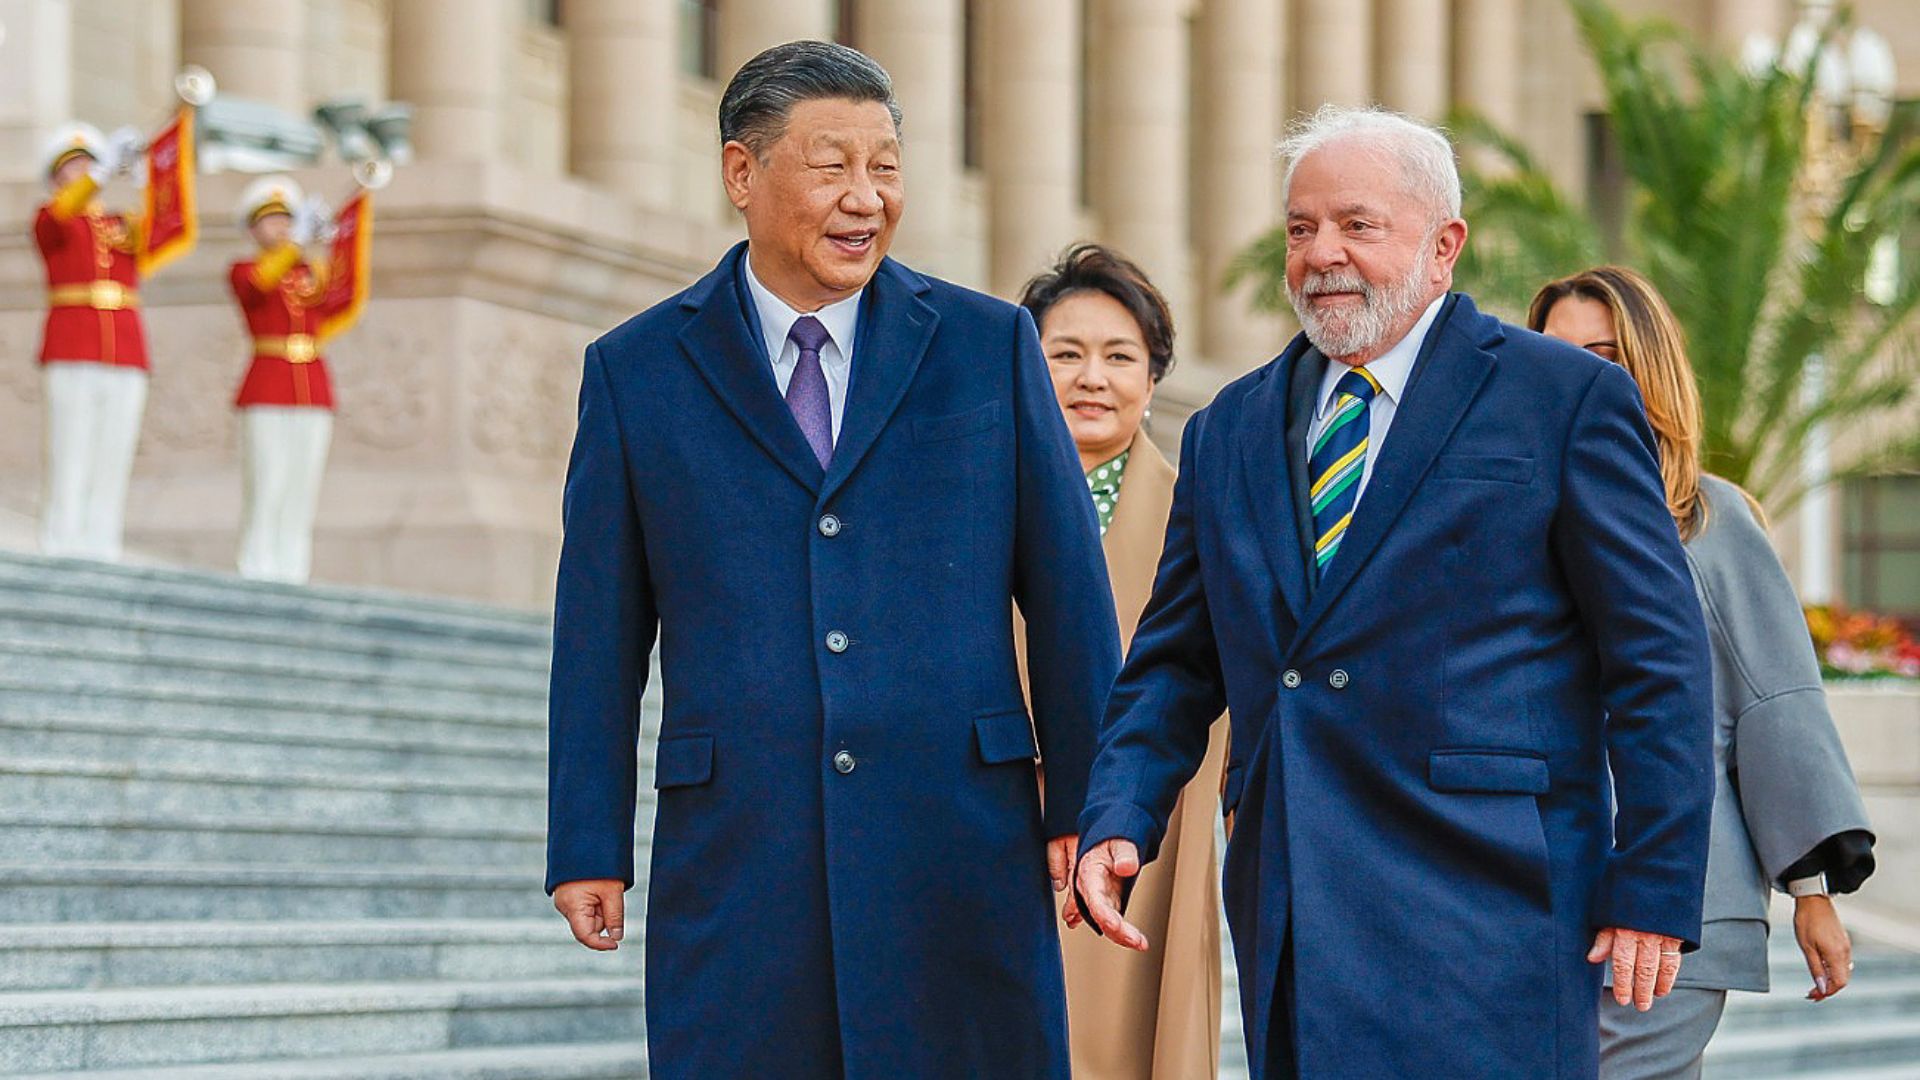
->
[1087, 449, 1130, 537]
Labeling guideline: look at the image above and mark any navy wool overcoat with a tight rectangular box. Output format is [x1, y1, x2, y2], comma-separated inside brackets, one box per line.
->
[1077, 296, 1715, 1079]
[548, 243, 1122, 1079]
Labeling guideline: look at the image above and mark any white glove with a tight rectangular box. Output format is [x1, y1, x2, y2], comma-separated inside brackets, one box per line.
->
[104, 126, 143, 177]
[290, 196, 331, 248]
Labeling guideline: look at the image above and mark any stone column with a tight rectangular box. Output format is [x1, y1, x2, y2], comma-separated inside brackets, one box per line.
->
[180, 0, 306, 113]
[716, 0, 835, 84]
[855, 0, 964, 276]
[0, 0, 73, 180]
[1295, 0, 1374, 110]
[1092, 0, 1191, 328]
[389, 0, 513, 160]
[1195, 0, 1285, 367]
[981, 0, 1081, 298]
[1453, 0, 1520, 129]
[566, 0, 677, 209]
[1375, 0, 1449, 119]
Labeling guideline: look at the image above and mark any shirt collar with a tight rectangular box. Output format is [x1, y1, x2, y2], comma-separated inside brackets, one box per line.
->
[742, 252, 862, 366]
[1315, 293, 1447, 420]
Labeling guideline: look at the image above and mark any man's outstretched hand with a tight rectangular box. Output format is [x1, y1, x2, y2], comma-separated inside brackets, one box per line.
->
[555, 879, 626, 951]
[1589, 926, 1683, 1011]
[1071, 838, 1150, 951]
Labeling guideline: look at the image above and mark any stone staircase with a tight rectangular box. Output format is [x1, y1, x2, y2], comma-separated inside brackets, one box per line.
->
[1212, 847, 1920, 1078]
[0, 551, 652, 1077]
[5, 548, 1914, 1077]
[1706, 919, 1920, 1078]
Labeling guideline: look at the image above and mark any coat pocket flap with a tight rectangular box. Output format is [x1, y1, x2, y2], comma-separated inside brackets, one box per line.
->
[1432, 454, 1534, 484]
[1429, 750, 1549, 794]
[654, 734, 715, 789]
[914, 401, 1002, 443]
[974, 709, 1039, 764]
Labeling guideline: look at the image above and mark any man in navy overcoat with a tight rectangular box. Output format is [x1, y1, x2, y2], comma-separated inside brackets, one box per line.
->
[1074, 107, 1714, 1078]
[546, 42, 1120, 1078]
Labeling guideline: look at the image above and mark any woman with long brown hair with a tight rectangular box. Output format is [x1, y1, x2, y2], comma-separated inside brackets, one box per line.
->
[1531, 266, 1875, 1080]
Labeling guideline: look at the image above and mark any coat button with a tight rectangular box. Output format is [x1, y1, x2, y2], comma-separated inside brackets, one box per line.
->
[832, 750, 856, 775]
[1281, 669, 1302, 689]
[825, 630, 849, 653]
[818, 514, 841, 537]
[1329, 669, 1350, 690]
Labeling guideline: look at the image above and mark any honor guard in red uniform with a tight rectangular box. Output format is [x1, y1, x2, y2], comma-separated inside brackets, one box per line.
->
[34, 121, 150, 561]
[230, 176, 347, 583]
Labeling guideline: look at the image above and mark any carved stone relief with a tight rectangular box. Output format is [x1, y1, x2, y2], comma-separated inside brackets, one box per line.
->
[469, 314, 589, 473]
[331, 310, 433, 453]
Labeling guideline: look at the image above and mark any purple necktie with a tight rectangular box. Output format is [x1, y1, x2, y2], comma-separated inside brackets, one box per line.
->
[786, 315, 834, 467]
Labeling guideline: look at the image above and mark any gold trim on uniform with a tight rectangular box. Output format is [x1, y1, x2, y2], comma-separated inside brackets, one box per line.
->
[254, 334, 318, 363]
[48, 281, 138, 310]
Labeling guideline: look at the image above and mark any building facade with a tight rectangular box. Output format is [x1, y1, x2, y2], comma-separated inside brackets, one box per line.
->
[0, 0, 1914, 607]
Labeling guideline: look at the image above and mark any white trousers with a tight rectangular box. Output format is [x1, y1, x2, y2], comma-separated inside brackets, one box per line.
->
[41, 362, 149, 562]
[237, 406, 333, 584]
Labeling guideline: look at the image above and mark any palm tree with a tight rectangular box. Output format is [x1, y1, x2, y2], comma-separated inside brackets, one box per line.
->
[1229, 0, 1920, 512]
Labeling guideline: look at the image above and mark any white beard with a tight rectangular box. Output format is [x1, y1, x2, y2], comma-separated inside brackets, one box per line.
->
[1287, 252, 1433, 362]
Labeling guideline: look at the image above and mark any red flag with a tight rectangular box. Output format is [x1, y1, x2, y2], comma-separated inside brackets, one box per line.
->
[137, 106, 197, 276]
[317, 190, 374, 342]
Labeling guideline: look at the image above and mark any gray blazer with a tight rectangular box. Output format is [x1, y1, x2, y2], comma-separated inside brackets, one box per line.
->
[1680, 475, 1873, 990]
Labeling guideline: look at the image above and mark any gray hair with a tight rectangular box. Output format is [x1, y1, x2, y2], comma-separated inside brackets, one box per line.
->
[1279, 105, 1462, 224]
[718, 40, 903, 159]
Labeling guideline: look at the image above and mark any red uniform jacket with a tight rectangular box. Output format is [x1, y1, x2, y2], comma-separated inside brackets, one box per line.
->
[230, 259, 345, 410]
[35, 205, 149, 370]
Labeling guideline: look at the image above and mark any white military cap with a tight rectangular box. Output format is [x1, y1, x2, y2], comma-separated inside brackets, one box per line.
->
[40, 122, 106, 180]
[236, 175, 304, 230]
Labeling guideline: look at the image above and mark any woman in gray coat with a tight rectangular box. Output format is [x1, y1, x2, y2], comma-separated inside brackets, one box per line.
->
[1532, 266, 1876, 1080]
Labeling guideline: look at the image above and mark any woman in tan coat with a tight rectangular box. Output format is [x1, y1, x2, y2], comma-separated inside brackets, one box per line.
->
[1018, 244, 1229, 1079]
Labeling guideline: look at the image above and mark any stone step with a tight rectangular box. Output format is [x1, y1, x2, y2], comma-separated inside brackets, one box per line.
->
[1752, 1066, 1920, 1080]
[0, 685, 557, 752]
[0, 677, 550, 737]
[0, 978, 644, 1073]
[0, 863, 566, 923]
[0, 920, 630, 992]
[1764, 940, 1920, 979]
[0, 713, 545, 783]
[0, 642, 543, 723]
[1702, 1014, 1920, 1076]
[0, 756, 548, 832]
[0, 591, 548, 678]
[0, 806, 547, 867]
[1716, 975, 1920, 1031]
[7, 1041, 649, 1079]
[0, 551, 551, 649]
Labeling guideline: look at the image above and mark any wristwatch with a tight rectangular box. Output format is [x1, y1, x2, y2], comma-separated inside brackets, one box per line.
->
[1786, 873, 1829, 898]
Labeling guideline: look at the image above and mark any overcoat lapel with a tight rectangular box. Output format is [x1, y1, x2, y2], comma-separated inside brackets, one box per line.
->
[1237, 341, 1313, 626]
[1102, 429, 1178, 645]
[675, 243, 825, 495]
[821, 258, 940, 503]
[1292, 294, 1497, 644]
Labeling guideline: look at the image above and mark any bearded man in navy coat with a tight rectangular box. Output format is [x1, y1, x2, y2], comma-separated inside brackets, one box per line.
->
[545, 41, 1120, 1079]
[1072, 106, 1715, 1078]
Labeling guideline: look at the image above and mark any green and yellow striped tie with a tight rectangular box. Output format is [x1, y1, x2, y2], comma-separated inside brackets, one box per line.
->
[1308, 366, 1381, 578]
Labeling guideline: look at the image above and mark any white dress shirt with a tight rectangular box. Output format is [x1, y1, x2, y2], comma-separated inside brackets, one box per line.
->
[743, 255, 861, 441]
[1306, 294, 1447, 510]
